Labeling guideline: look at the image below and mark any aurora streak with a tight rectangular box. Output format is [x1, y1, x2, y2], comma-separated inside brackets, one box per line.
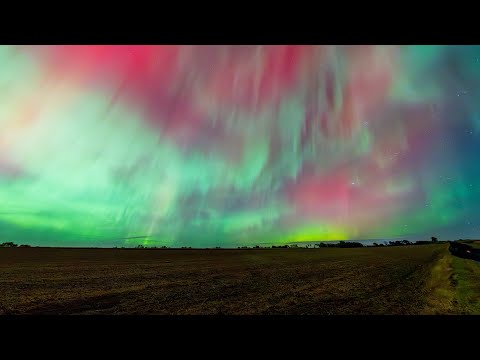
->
[1, 45, 479, 247]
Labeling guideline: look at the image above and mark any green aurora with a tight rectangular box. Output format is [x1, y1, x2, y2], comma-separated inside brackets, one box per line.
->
[1, 45, 480, 247]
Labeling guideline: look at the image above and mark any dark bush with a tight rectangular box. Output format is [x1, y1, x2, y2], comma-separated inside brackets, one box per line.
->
[415, 240, 431, 245]
[337, 241, 364, 248]
[0, 242, 18, 247]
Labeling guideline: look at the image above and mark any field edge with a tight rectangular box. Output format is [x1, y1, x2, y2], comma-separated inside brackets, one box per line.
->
[423, 245, 480, 315]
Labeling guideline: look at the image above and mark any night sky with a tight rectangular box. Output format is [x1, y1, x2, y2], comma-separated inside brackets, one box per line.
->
[1, 45, 479, 247]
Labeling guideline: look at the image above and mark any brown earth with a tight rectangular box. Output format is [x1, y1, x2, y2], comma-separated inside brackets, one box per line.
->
[0, 244, 447, 315]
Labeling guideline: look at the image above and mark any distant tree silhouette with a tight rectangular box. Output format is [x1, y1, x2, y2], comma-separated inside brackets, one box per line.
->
[0, 242, 18, 247]
[431, 237, 438, 243]
[337, 241, 364, 248]
[416, 240, 431, 245]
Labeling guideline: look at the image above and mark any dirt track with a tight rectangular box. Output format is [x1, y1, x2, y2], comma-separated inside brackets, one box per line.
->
[0, 245, 446, 315]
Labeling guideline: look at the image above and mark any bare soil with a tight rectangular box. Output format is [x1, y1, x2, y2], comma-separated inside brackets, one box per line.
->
[0, 245, 447, 315]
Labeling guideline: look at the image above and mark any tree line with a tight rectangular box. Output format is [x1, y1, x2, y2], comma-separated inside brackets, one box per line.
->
[0, 237, 442, 249]
[0, 242, 31, 248]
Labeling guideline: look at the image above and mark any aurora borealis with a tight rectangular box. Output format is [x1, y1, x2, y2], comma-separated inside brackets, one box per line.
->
[1, 45, 480, 247]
